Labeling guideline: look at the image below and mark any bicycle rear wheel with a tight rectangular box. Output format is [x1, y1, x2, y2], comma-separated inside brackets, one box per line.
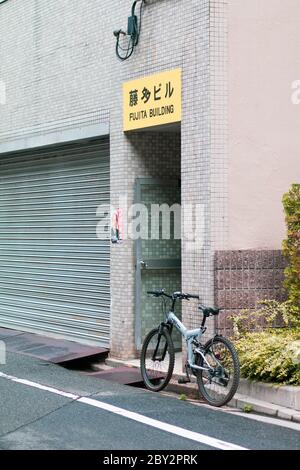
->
[196, 335, 240, 407]
[140, 327, 175, 392]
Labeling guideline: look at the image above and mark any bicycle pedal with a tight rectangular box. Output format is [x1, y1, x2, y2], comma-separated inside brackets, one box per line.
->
[178, 377, 191, 385]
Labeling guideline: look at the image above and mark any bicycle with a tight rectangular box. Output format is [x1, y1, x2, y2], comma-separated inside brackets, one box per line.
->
[140, 290, 240, 407]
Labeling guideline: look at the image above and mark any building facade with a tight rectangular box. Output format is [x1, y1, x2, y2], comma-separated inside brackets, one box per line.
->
[0, 0, 299, 359]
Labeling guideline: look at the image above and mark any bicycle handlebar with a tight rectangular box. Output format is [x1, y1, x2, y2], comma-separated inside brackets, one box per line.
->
[185, 294, 200, 300]
[147, 290, 171, 298]
[147, 290, 199, 301]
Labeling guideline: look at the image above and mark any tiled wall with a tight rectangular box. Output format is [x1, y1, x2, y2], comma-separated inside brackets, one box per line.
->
[110, 132, 181, 358]
[0, 1, 230, 359]
[181, 0, 229, 338]
[215, 250, 288, 336]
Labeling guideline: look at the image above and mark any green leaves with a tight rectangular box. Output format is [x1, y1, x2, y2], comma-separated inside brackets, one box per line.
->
[235, 328, 300, 385]
[231, 300, 297, 338]
[282, 184, 300, 314]
[232, 185, 300, 385]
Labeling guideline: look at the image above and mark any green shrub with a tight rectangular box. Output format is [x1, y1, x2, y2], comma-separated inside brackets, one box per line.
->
[243, 404, 253, 414]
[232, 184, 300, 385]
[179, 394, 187, 401]
[232, 300, 300, 338]
[232, 299, 300, 386]
[235, 328, 300, 385]
[282, 184, 300, 314]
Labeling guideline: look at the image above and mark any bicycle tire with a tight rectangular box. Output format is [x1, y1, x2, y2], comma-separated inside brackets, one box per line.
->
[140, 327, 175, 392]
[196, 335, 240, 407]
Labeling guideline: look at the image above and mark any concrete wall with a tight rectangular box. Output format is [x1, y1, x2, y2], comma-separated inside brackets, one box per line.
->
[228, 0, 300, 250]
[0, 1, 227, 358]
[4, 0, 298, 355]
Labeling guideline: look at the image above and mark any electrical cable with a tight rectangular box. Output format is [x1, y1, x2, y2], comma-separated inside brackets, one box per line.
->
[116, 35, 134, 61]
[115, 0, 145, 61]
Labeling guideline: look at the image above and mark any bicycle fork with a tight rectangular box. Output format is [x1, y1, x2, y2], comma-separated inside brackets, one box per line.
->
[151, 323, 172, 362]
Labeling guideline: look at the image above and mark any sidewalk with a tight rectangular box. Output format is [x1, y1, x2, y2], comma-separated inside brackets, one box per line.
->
[106, 354, 300, 424]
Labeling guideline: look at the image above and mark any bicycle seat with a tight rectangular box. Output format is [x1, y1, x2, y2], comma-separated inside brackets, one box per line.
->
[199, 305, 220, 317]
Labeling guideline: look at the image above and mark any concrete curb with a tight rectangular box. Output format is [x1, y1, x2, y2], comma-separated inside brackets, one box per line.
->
[106, 357, 300, 423]
[237, 378, 300, 411]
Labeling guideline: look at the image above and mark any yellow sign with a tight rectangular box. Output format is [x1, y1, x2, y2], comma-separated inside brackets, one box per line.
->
[123, 69, 182, 131]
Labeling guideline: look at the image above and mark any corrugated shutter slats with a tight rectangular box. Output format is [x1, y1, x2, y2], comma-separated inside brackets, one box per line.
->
[0, 138, 110, 346]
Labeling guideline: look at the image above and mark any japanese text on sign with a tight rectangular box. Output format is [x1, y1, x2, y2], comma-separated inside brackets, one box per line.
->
[123, 69, 182, 131]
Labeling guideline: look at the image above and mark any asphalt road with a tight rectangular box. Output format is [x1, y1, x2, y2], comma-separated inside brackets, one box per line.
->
[0, 352, 299, 451]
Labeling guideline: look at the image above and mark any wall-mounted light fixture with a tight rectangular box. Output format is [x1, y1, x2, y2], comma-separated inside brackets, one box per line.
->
[114, 0, 146, 61]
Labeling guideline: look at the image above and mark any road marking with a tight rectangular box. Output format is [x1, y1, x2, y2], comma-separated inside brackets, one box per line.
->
[0, 372, 79, 399]
[0, 371, 247, 451]
[79, 396, 247, 450]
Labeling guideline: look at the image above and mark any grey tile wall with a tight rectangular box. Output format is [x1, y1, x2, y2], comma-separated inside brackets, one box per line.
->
[0, 1, 230, 358]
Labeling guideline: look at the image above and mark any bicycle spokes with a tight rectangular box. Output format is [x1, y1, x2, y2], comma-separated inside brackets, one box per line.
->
[206, 345, 231, 385]
[146, 334, 170, 377]
[141, 328, 175, 392]
[196, 337, 240, 407]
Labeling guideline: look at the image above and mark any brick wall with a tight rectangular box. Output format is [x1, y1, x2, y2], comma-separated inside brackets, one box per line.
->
[215, 250, 288, 336]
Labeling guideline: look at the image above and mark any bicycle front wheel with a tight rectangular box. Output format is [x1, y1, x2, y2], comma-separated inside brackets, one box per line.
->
[140, 327, 175, 392]
[196, 335, 240, 407]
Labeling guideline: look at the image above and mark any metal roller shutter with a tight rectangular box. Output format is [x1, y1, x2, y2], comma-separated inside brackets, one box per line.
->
[0, 138, 110, 347]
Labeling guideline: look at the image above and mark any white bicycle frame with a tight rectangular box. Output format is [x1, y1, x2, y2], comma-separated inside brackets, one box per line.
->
[166, 312, 214, 372]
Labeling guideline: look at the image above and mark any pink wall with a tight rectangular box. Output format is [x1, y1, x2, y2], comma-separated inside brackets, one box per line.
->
[228, 0, 300, 250]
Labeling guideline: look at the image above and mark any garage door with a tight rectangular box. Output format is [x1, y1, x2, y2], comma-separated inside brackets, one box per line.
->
[0, 138, 110, 347]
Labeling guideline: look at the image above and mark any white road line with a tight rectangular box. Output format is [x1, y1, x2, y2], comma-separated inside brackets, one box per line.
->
[0, 372, 79, 399]
[0, 372, 248, 451]
[79, 396, 247, 450]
